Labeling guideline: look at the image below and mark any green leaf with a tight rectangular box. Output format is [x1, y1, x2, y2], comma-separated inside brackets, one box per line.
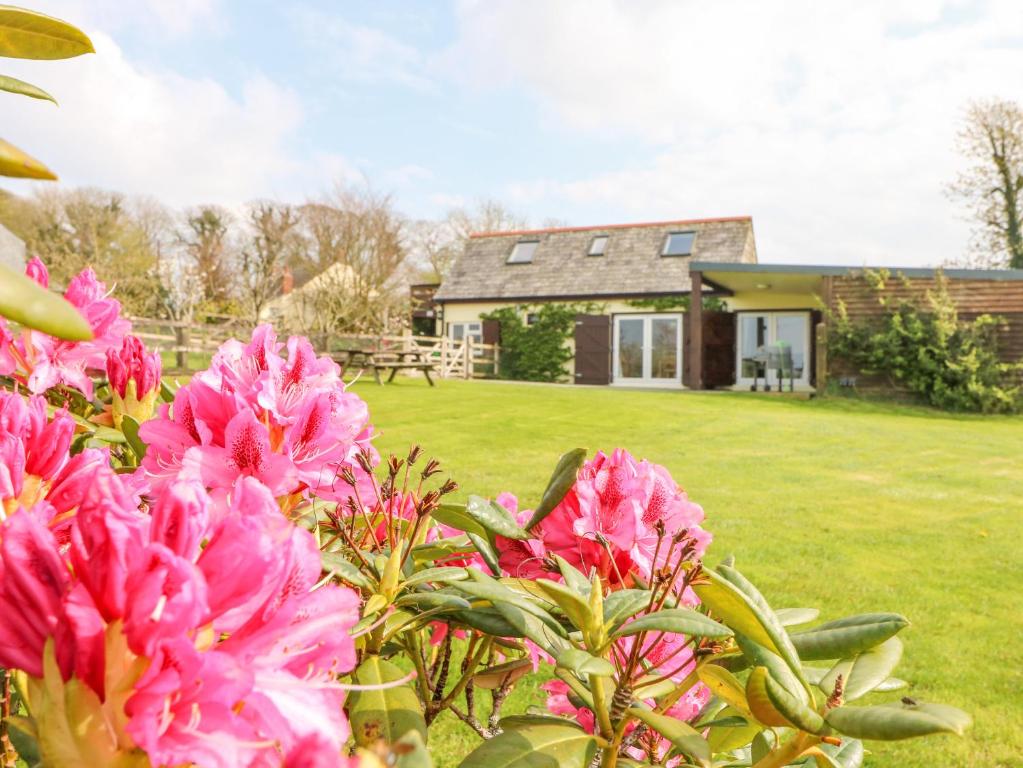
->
[432, 503, 487, 538]
[526, 448, 586, 530]
[457, 722, 596, 768]
[536, 578, 592, 632]
[402, 566, 469, 588]
[825, 701, 971, 740]
[120, 414, 147, 460]
[393, 730, 433, 768]
[393, 590, 470, 611]
[90, 425, 126, 444]
[775, 607, 820, 627]
[733, 631, 808, 704]
[706, 706, 762, 753]
[820, 637, 903, 701]
[320, 551, 371, 589]
[611, 608, 732, 640]
[697, 665, 751, 717]
[487, 601, 568, 658]
[693, 570, 781, 658]
[347, 655, 427, 747]
[627, 707, 710, 768]
[602, 589, 652, 630]
[473, 658, 533, 690]
[0, 73, 54, 102]
[817, 739, 865, 768]
[746, 666, 824, 733]
[467, 531, 500, 575]
[552, 554, 591, 596]
[159, 378, 178, 403]
[465, 495, 530, 540]
[458, 571, 566, 635]
[453, 607, 524, 638]
[0, 7, 94, 59]
[6, 715, 41, 767]
[498, 714, 583, 731]
[0, 262, 91, 336]
[790, 613, 909, 661]
[556, 647, 615, 678]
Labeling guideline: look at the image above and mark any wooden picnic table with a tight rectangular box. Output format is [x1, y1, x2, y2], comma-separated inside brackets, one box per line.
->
[333, 347, 437, 386]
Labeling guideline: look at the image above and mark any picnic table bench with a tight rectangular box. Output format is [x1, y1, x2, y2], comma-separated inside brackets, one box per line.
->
[333, 347, 437, 386]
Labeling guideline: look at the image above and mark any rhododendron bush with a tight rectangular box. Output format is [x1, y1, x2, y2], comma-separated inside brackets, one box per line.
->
[0, 263, 969, 768]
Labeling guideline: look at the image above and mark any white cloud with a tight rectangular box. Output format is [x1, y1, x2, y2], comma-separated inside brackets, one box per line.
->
[446, 0, 1023, 266]
[0, 31, 303, 207]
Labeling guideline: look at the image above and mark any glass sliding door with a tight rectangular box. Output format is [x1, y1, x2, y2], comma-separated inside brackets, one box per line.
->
[735, 311, 811, 389]
[613, 314, 682, 386]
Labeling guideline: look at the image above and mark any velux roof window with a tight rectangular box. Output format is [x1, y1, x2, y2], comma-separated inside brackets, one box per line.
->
[662, 231, 695, 257]
[588, 235, 609, 256]
[507, 240, 539, 264]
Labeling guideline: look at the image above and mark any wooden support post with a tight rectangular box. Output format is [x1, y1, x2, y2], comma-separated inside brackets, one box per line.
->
[815, 322, 828, 392]
[689, 270, 704, 390]
[493, 342, 500, 377]
[464, 337, 473, 380]
[440, 337, 448, 379]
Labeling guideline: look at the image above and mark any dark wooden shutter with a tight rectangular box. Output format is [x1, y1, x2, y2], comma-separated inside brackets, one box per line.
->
[703, 311, 736, 389]
[809, 310, 822, 386]
[482, 319, 501, 345]
[574, 314, 611, 385]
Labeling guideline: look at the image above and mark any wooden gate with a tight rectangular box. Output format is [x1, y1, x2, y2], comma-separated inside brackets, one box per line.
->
[574, 314, 611, 385]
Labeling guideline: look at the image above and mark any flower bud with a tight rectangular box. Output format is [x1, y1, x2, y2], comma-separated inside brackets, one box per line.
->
[106, 335, 162, 428]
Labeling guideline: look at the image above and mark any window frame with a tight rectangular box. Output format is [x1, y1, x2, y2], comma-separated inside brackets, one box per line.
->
[506, 239, 540, 264]
[587, 234, 609, 256]
[661, 230, 696, 257]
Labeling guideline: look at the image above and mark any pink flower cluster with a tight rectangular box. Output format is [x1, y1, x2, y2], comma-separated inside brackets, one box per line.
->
[499, 449, 711, 588]
[0, 463, 360, 767]
[139, 325, 376, 504]
[0, 258, 130, 399]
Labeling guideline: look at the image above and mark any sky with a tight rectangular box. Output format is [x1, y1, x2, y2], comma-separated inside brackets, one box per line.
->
[2, 0, 1023, 266]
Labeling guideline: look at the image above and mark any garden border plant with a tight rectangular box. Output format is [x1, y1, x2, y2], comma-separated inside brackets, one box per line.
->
[481, 302, 601, 382]
[0, 253, 972, 768]
[828, 268, 1022, 413]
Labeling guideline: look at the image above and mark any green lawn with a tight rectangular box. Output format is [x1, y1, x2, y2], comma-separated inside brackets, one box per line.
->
[351, 378, 1023, 768]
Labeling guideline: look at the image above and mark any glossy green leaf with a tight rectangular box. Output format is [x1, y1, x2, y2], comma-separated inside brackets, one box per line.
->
[790, 613, 909, 661]
[119, 414, 146, 460]
[526, 448, 586, 530]
[473, 658, 533, 690]
[552, 554, 591, 596]
[402, 566, 468, 588]
[0, 262, 91, 337]
[320, 551, 371, 589]
[90, 426, 126, 444]
[432, 502, 488, 537]
[0, 7, 94, 59]
[6, 715, 41, 767]
[454, 607, 524, 637]
[821, 637, 903, 701]
[393, 590, 470, 611]
[347, 656, 427, 747]
[734, 631, 808, 705]
[817, 738, 865, 768]
[0, 137, 56, 179]
[612, 607, 731, 640]
[536, 578, 592, 632]
[393, 730, 433, 768]
[693, 570, 780, 658]
[627, 707, 710, 768]
[457, 722, 596, 768]
[697, 665, 751, 717]
[498, 714, 583, 731]
[556, 647, 614, 678]
[0, 73, 54, 102]
[465, 494, 530, 540]
[746, 666, 824, 733]
[775, 607, 820, 627]
[487, 601, 568, 658]
[706, 706, 761, 753]
[602, 589, 651, 629]
[467, 531, 500, 575]
[825, 701, 970, 740]
[458, 571, 566, 635]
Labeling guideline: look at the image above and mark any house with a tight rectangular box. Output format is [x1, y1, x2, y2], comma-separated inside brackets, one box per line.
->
[434, 216, 1023, 390]
[0, 223, 26, 272]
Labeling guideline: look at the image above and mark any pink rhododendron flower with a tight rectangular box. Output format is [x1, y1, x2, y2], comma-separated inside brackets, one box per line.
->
[0, 392, 75, 519]
[0, 457, 360, 767]
[106, 334, 162, 427]
[139, 324, 376, 505]
[11, 259, 131, 399]
[538, 449, 710, 587]
[493, 492, 547, 580]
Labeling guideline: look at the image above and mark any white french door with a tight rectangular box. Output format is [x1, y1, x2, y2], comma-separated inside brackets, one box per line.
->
[736, 312, 811, 388]
[613, 314, 683, 386]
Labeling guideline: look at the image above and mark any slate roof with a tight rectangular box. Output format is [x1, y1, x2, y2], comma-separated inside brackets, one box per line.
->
[435, 216, 757, 302]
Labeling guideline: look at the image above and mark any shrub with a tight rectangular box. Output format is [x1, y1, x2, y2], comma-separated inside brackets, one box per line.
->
[482, 303, 591, 382]
[828, 269, 1022, 413]
[0, 259, 971, 767]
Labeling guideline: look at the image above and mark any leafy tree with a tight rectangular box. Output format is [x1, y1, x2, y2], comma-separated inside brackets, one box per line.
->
[238, 201, 302, 325]
[482, 303, 592, 382]
[180, 205, 235, 311]
[949, 99, 1023, 268]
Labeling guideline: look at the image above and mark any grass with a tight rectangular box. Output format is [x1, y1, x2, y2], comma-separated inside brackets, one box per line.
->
[349, 378, 1023, 768]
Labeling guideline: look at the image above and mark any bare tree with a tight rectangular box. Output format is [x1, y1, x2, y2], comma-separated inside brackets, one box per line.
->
[949, 99, 1023, 269]
[288, 184, 408, 335]
[238, 201, 302, 325]
[180, 205, 234, 307]
[408, 199, 529, 282]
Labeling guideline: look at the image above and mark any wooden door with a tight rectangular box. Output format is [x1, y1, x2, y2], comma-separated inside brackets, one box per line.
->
[703, 311, 736, 389]
[574, 314, 611, 385]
